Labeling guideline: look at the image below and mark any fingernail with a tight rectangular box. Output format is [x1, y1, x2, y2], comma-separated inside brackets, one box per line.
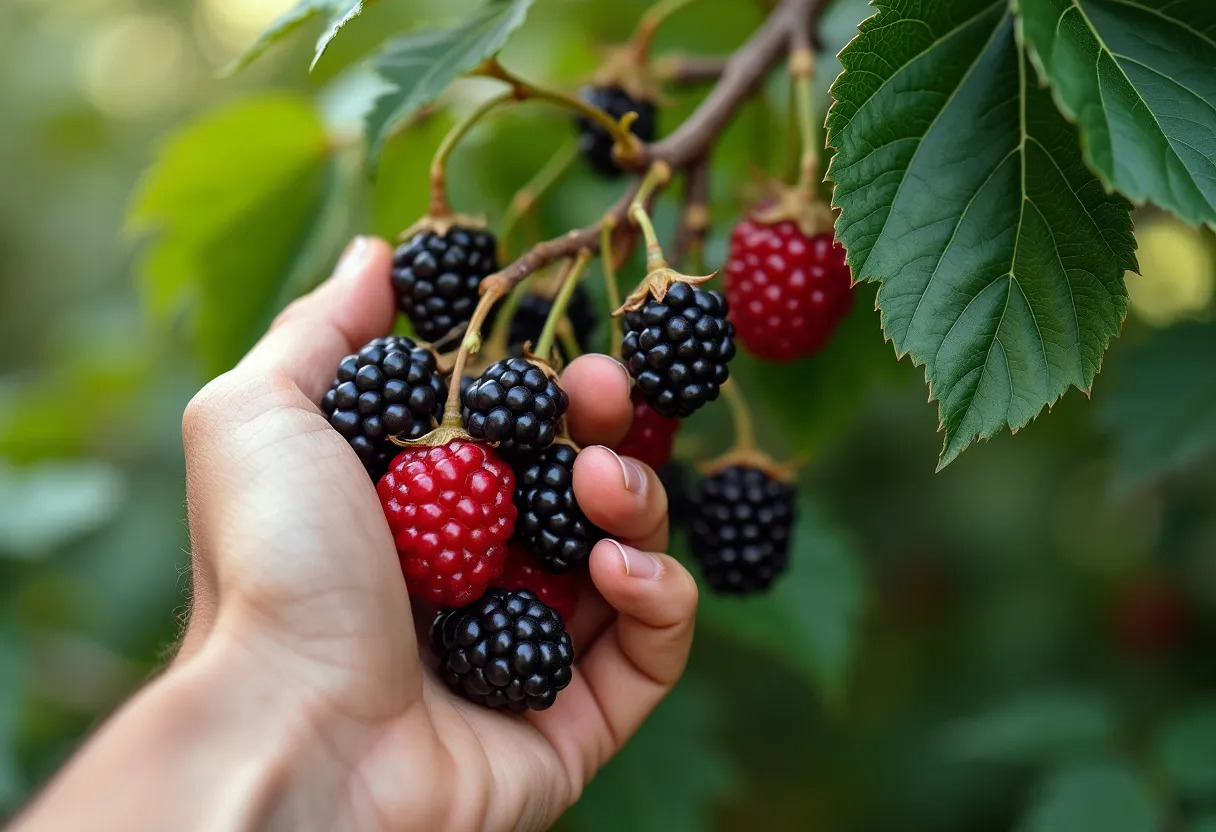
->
[605, 355, 633, 391]
[603, 446, 647, 496]
[335, 236, 371, 284]
[609, 539, 662, 580]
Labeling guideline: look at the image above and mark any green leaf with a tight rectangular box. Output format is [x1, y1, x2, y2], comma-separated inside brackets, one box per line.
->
[0, 613, 21, 811]
[940, 690, 1115, 764]
[1018, 0, 1216, 227]
[1018, 762, 1159, 832]
[1156, 705, 1216, 797]
[129, 95, 335, 375]
[0, 461, 126, 560]
[1097, 323, 1216, 485]
[1189, 819, 1216, 832]
[364, 0, 534, 172]
[226, 0, 364, 74]
[826, 0, 1137, 468]
[696, 495, 866, 704]
[561, 682, 737, 832]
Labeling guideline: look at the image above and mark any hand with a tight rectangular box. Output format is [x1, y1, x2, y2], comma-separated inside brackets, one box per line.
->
[16, 237, 698, 832]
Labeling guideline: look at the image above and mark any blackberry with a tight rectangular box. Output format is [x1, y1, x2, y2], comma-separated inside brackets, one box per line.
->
[462, 358, 569, 456]
[513, 443, 604, 573]
[621, 281, 736, 418]
[321, 336, 444, 476]
[392, 226, 498, 343]
[431, 588, 574, 712]
[575, 84, 657, 176]
[690, 466, 795, 594]
[508, 285, 598, 361]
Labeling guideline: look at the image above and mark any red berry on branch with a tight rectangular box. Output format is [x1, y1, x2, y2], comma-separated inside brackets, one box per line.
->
[496, 543, 580, 622]
[378, 440, 516, 607]
[725, 219, 853, 363]
[613, 388, 681, 471]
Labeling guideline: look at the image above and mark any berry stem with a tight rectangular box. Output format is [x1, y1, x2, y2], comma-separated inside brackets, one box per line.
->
[498, 139, 579, 263]
[790, 47, 819, 193]
[443, 279, 508, 427]
[632, 0, 700, 61]
[476, 59, 645, 170]
[721, 378, 757, 452]
[429, 91, 514, 218]
[629, 161, 673, 271]
[535, 249, 593, 359]
[600, 220, 625, 356]
[556, 323, 583, 361]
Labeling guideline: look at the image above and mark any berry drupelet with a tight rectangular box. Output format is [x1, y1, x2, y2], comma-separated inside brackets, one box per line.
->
[432, 588, 574, 712]
[725, 219, 853, 362]
[575, 85, 657, 176]
[513, 443, 603, 574]
[620, 281, 736, 418]
[321, 336, 444, 476]
[462, 358, 569, 457]
[392, 226, 499, 343]
[690, 465, 795, 594]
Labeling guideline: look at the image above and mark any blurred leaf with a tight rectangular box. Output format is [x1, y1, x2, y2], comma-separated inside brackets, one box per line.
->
[1017, 762, 1159, 832]
[1190, 819, 1216, 832]
[826, 0, 1136, 468]
[1097, 323, 1216, 485]
[0, 612, 21, 812]
[1019, 0, 1216, 228]
[226, 0, 364, 74]
[696, 494, 866, 704]
[561, 682, 737, 832]
[129, 95, 334, 375]
[940, 690, 1115, 764]
[0, 461, 125, 560]
[365, 0, 535, 171]
[1156, 705, 1216, 797]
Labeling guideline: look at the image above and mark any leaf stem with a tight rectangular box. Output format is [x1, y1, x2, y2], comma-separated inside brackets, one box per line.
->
[429, 91, 513, 217]
[721, 378, 757, 452]
[632, 0, 700, 61]
[498, 139, 579, 263]
[790, 47, 818, 192]
[535, 249, 592, 359]
[443, 279, 507, 426]
[629, 161, 673, 271]
[600, 220, 625, 356]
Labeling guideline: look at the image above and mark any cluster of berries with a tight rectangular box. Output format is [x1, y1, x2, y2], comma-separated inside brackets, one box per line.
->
[317, 82, 850, 714]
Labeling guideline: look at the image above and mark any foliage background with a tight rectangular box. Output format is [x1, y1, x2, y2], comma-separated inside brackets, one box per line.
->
[1, 0, 1215, 828]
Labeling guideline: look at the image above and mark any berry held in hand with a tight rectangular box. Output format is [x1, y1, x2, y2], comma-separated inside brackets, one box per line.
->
[513, 443, 604, 574]
[575, 84, 657, 177]
[621, 280, 736, 418]
[322, 336, 444, 477]
[463, 357, 569, 456]
[496, 542, 580, 621]
[392, 225, 499, 343]
[725, 219, 852, 362]
[612, 388, 681, 471]
[432, 587, 574, 712]
[378, 440, 516, 607]
[690, 465, 795, 594]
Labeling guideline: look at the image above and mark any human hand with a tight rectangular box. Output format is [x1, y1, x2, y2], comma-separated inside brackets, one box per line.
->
[17, 236, 698, 832]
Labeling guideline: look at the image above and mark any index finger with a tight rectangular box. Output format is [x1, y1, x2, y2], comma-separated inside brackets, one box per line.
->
[559, 354, 634, 446]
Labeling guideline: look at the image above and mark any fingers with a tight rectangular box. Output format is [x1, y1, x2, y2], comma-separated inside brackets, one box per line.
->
[529, 540, 697, 779]
[573, 446, 668, 552]
[238, 236, 396, 403]
[560, 355, 633, 447]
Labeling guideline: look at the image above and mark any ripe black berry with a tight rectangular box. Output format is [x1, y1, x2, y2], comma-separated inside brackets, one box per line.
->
[508, 285, 598, 361]
[575, 84, 657, 176]
[513, 443, 604, 573]
[621, 281, 736, 418]
[462, 358, 569, 456]
[392, 226, 498, 342]
[432, 588, 574, 712]
[321, 336, 444, 476]
[689, 466, 795, 594]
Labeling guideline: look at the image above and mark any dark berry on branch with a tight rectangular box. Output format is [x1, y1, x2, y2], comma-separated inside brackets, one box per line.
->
[392, 226, 498, 343]
[513, 443, 604, 574]
[462, 358, 569, 456]
[690, 465, 795, 594]
[575, 84, 657, 177]
[508, 285, 598, 361]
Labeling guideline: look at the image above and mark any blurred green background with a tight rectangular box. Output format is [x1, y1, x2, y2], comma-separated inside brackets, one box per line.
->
[2, 0, 1216, 828]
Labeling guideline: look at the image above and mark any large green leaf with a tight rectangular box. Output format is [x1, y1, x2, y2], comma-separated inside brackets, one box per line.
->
[696, 495, 866, 704]
[226, 0, 364, 74]
[0, 612, 21, 812]
[560, 682, 737, 832]
[364, 0, 534, 172]
[1018, 0, 1216, 227]
[940, 690, 1115, 764]
[1156, 705, 1216, 798]
[1017, 762, 1159, 832]
[826, 0, 1137, 468]
[129, 95, 336, 375]
[1096, 323, 1216, 485]
[0, 461, 126, 560]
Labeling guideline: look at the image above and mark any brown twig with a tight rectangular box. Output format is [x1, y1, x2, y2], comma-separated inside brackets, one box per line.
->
[673, 155, 711, 269]
[652, 53, 729, 85]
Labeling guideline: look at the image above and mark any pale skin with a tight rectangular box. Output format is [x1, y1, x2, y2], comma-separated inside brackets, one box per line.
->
[14, 237, 699, 832]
